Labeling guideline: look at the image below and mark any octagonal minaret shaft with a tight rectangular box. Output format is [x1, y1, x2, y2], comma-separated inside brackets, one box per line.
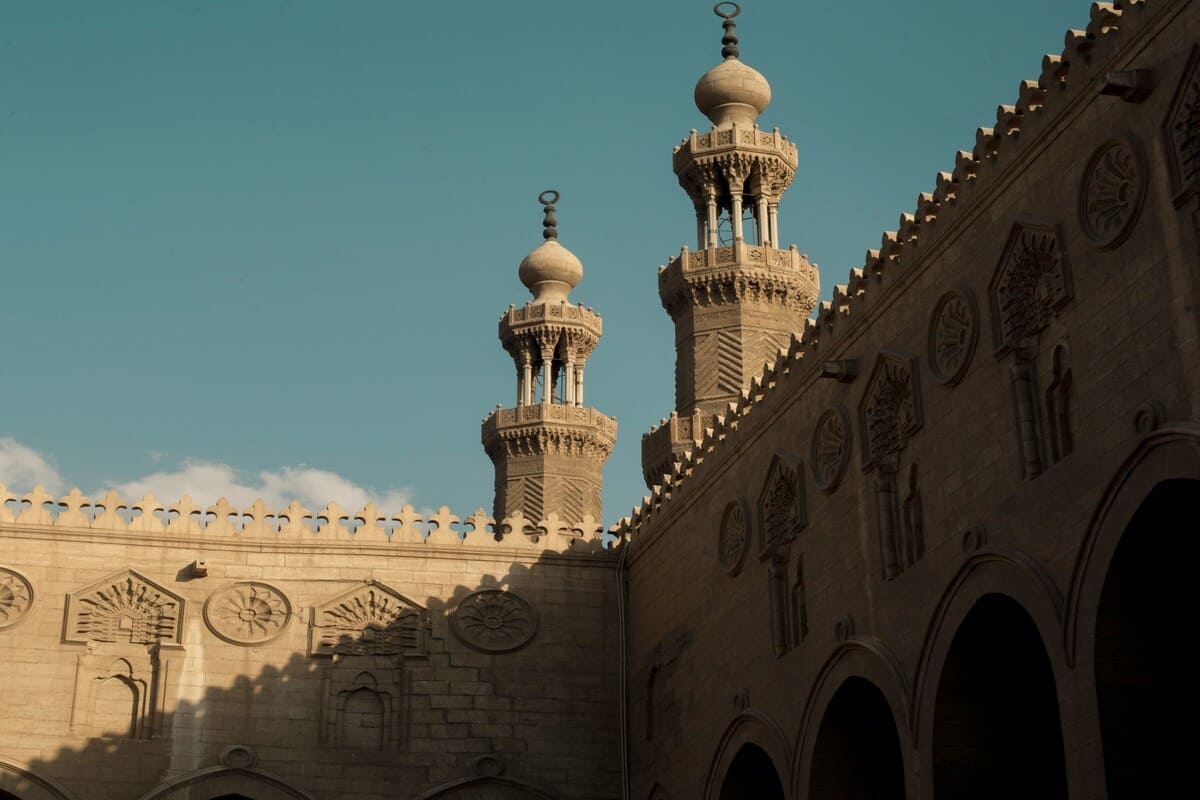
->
[642, 4, 819, 489]
[482, 191, 616, 528]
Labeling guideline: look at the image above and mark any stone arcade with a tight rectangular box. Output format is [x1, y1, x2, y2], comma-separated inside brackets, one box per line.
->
[2, 1, 1198, 798]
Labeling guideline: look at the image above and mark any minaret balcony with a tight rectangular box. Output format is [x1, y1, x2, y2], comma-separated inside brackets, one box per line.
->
[641, 409, 706, 490]
[657, 242, 820, 321]
[672, 124, 798, 175]
[482, 404, 617, 460]
[499, 301, 602, 341]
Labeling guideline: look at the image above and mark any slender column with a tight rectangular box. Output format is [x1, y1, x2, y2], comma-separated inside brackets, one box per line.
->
[875, 463, 900, 580]
[576, 362, 585, 406]
[564, 356, 576, 405]
[768, 203, 779, 247]
[540, 347, 553, 405]
[1010, 351, 1043, 479]
[756, 196, 770, 245]
[706, 192, 719, 248]
[731, 192, 744, 242]
[695, 207, 706, 250]
[520, 355, 532, 406]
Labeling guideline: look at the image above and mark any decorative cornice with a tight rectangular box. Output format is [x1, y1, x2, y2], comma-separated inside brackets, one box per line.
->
[481, 405, 617, 461]
[658, 243, 819, 320]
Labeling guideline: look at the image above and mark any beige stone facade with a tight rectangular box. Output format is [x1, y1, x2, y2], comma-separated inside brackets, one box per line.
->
[3, 1, 1199, 799]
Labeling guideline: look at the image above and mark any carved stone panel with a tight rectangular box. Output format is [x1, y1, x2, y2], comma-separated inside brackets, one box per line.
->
[717, 499, 751, 576]
[757, 453, 806, 556]
[810, 406, 851, 492]
[204, 582, 293, 646]
[859, 353, 923, 469]
[1164, 45, 1200, 204]
[988, 219, 1071, 353]
[927, 289, 979, 385]
[1079, 138, 1147, 250]
[310, 581, 429, 658]
[0, 567, 34, 629]
[65, 570, 184, 646]
[450, 589, 538, 654]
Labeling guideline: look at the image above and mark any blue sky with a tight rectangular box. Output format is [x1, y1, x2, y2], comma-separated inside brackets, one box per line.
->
[1, 0, 1089, 521]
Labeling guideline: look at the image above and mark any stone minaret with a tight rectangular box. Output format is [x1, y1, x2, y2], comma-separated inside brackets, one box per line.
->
[641, 4, 819, 488]
[482, 191, 617, 528]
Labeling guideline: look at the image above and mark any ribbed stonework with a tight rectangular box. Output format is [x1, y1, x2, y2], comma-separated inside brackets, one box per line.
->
[641, 13, 818, 489]
[483, 192, 616, 527]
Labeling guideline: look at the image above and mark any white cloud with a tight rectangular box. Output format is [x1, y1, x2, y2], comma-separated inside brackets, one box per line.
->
[0, 437, 64, 494]
[104, 460, 413, 514]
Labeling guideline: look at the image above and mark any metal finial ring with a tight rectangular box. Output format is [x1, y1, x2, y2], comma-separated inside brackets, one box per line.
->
[538, 189, 560, 206]
[714, 2, 741, 20]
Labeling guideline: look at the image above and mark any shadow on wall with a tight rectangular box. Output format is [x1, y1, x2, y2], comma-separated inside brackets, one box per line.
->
[0, 549, 615, 800]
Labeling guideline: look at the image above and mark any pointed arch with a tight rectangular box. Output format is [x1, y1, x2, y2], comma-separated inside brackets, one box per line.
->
[703, 709, 792, 800]
[134, 766, 316, 800]
[0, 758, 76, 800]
[415, 775, 559, 799]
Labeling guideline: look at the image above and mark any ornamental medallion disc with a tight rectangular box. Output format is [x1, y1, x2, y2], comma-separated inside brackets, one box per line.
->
[927, 289, 979, 385]
[204, 581, 293, 645]
[718, 499, 751, 576]
[451, 590, 538, 653]
[0, 568, 34, 629]
[1079, 138, 1146, 250]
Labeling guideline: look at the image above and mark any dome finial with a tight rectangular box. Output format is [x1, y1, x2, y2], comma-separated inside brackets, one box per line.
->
[539, 189, 560, 241]
[715, 3, 741, 60]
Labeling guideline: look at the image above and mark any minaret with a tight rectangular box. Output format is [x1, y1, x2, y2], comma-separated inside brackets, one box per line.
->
[641, 4, 819, 488]
[482, 191, 617, 529]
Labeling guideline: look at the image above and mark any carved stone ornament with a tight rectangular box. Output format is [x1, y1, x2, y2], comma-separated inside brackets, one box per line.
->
[1079, 137, 1147, 250]
[927, 289, 979, 385]
[1164, 45, 1200, 204]
[451, 590, 538, 654]
[757, 453, 806, 556]
[310, 580, 429, 658]
[988, 219, 1071, 353]
[0, 567, 34, 629]
[203, 581, 293, 646]
[859, 353, 923, 468]
[65, 569, 184, 646]
[717, 499, 751, 576]
[810, 406, 852, 492]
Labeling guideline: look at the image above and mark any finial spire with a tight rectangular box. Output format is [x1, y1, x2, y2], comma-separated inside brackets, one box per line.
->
[539, 190, 560, 240]
[715, 3, 740, 60]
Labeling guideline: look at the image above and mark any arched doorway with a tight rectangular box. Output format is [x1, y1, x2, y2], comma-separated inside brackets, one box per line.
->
[1096, 479, 1196, 797]
[719, 743, 785, 800]
[808, 677, 904, 799]
[931, 593, 1066, 799]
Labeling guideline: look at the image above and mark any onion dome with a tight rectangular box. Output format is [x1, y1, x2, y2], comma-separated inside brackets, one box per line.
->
[518, 190, 583, 303]
[694, 3, 771, 127]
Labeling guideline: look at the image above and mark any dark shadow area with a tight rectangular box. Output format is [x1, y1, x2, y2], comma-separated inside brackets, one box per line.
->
[809, 677, 904, 800]
[1096, 479, 1197, 799]
[718, 743, 785, 800]
[932, 594, 1066, 800]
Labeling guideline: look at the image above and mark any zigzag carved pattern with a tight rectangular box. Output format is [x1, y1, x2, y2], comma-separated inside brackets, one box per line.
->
[524, 476, 545, 523]
[716, 329, 743, 395]
[589, 486, 602, 520]
[560, 480, 584, 524]
[693, 332, 718, 399]
[758, 331, 788, 371]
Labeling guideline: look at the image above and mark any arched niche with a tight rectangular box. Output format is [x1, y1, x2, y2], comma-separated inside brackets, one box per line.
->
[704, 710, 791, 800]
[134, 767, 315, 800]
[0, 758, 76, 800]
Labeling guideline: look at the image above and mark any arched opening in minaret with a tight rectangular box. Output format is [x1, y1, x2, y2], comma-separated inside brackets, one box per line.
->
[718, 743, 785, 800]
[931, 593, 1066, 799]
[809, 677, 905, 799]
[1095, 479, 1195, 797]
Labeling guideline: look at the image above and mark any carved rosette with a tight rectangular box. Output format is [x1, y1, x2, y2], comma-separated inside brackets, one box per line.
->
[757, 454, 806, 556]
[451, 590, 538, 654]
[811, 406, 851, 492]
[859, 353, 923, 468]
[988, 219, 1070, 353]
[717, 499, 751, 576]
[204, 582, 293, 646]
[0, 567, 34, 629]
[1079, 138, 1146, 250]
[927, 289, 979, 385]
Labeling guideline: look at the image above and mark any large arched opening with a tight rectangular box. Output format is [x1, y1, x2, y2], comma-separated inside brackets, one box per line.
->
[1095, 478, 1196, 797]
[808, 677, 904, 799]
[932, 593, 1066, 798]
[718, 743, 785, 800]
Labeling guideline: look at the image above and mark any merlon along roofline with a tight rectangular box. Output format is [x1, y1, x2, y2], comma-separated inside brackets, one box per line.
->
[610, 0, 1161, 545]
[0, 484, 614, 556]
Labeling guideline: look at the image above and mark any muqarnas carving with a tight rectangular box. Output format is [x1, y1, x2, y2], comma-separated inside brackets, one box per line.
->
[860, 354, 926, 580]
[927, 289, 979, 386]
[1079, 138, 1147, 250]
[1164, 45, 1200, 205]
[63, 570, 185, 739]
[0, 567, 34, 629]
[451, 589, 538, 654]
[988, 219, 1072, 355]
[204, 581, 293, 646]
[757, 453, 806, 557]
[717, 499, 751, 576]
[810, 406, 851, 493]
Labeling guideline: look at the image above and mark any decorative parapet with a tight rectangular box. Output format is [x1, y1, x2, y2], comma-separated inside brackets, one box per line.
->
[642, 409, 706, 489]
[481, 404, 618, 461]
[0, 483, 612, 555]
[657, 243, 819, 320]
[499, 301, 603, 357]
[612, 0, 1161, 544]
[672, 124, 798, 176]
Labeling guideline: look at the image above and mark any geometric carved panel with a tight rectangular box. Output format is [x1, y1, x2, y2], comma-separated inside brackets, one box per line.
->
[0, 567, 34, 629]
[450, 589, 538, 654]
[859, 352, 923, 469]
[64, 569, 184, 646]
[988, 218, 1071, 353]
[203, 581, 293, 646]
[1165, 45, 1200, 205]
[757, 453, 806, 557]
[310, 580, 429, 658]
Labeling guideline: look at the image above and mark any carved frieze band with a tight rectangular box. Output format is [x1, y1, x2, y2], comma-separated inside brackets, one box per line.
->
[811, 406, 852, 493]
[1079, 137, 1147, 250]
[204, 581, 293, 646]
[450, 589, 538, 653]
[717, 499, 751, 576]
[0, 567, 34, 629]
[927, 289, 979, 386]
